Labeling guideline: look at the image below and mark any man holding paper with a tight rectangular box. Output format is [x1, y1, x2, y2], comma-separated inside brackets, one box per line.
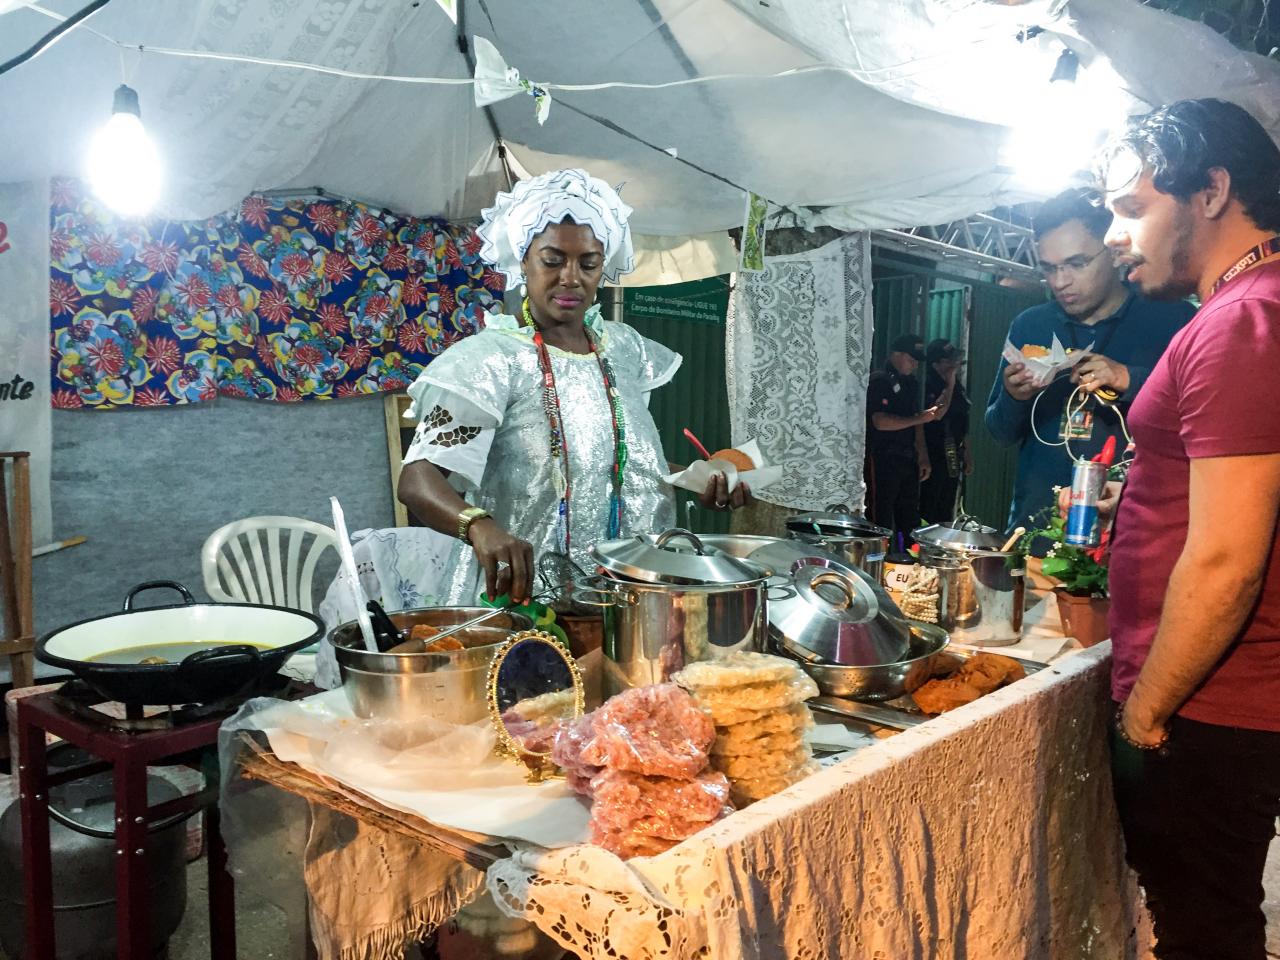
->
[984, 188, 1193, 534]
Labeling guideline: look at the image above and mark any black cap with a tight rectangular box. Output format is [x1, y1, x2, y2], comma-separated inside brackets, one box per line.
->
[926, 339, 965, 363]
[889, 334, 926, 361]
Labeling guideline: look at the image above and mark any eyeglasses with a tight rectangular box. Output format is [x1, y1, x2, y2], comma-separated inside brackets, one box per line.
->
[1037, 248, 1110, 280]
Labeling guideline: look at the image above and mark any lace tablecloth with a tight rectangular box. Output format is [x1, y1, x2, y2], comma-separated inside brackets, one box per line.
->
[488, 643, 1149, 959]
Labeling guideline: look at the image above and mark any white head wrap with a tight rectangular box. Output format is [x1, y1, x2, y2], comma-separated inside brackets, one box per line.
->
[477, 168, 635, 288]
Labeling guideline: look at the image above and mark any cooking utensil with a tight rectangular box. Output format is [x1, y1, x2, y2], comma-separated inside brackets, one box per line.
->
[786, 506, 892, 583]
[331, 607, 533, 721]
[779, 620, 949, 702]
[682, 428, 714, 461]
[913, 517, 1025, 647]
[366, 600, 403, 652]
[397, 558, 582, 650]
[592, 529, 771, 586]
[696, 535, 912, 666]
[808, 696, 927, 731]
[330, 496, 377, 653]
[1000, 527, 1026, 554]
[36, 581, 324, 705]
[582, 530, 772, 696]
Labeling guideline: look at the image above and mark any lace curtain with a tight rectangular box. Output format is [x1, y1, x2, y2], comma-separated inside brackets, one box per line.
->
[726, 233, 873, 512]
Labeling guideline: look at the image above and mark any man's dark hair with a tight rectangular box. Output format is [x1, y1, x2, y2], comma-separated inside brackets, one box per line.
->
[1032, 187, 1113, 241]
[1099, 98, 1280, 231]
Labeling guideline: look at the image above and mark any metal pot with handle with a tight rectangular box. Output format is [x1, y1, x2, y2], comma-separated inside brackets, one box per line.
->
[578, 529, 772, 696]
[913, 518, 1025, 646]
[786, 506, 892, 583]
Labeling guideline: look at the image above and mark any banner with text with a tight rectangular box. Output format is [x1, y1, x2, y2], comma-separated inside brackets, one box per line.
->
[0, 180, 53, 546]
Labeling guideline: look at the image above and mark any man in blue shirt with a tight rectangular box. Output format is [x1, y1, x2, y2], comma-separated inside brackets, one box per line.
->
[985, 188, 1194, 535]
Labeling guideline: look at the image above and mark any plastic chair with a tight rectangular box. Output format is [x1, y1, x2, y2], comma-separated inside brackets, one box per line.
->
[201, 516, 338, 613]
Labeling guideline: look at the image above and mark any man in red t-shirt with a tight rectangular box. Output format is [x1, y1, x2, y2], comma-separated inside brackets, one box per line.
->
[1095, 99, 1280, 959]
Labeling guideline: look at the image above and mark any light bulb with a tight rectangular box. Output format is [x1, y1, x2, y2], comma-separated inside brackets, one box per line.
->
[88, 85, 162, 217]
[998, 68, 1126, 196]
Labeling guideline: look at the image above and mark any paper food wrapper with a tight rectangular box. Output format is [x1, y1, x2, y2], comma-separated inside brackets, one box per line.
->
[1002, 335, 1093, 389]
[662, 438, 783, 495]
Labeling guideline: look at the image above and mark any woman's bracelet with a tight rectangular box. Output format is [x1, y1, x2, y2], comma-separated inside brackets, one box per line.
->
[1114, 702, 1169, 751]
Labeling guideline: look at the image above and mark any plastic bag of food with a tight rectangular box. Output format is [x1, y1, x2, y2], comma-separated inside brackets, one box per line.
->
[579, 683, 714, 779]
[551, 711, 603, 796]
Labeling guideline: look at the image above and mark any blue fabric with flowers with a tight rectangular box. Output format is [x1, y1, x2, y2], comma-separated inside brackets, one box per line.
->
[48, 178, 504, 407]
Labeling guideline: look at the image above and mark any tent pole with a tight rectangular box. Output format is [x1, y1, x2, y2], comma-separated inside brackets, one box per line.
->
[454, 0, 512, 188]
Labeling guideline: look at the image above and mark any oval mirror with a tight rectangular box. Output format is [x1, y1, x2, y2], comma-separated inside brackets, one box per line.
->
[487, 631, 583, 776]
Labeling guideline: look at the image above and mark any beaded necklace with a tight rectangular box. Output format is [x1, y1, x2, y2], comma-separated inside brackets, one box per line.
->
[523, 298, 628, 553]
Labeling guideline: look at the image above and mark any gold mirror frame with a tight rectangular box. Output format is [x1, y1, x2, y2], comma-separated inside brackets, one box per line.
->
[486, 629, 585, 783]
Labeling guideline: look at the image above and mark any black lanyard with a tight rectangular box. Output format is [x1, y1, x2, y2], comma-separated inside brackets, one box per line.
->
[1210, 236, 1280, 296]
[1063, 313, 1121, 356]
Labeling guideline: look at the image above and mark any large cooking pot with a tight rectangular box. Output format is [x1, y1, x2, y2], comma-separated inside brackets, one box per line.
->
[913, 519, 1025, 646]
[580, 530, 771, 696]
[786, 506, 892, 583]
[698, 535, 911, 666]
[330, 607, 533, 722]
[36, 581, 324, 706]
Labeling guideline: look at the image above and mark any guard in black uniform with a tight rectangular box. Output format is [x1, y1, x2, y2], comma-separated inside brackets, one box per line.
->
[865, 334, 951, 541]
[920, 339, 970, 523]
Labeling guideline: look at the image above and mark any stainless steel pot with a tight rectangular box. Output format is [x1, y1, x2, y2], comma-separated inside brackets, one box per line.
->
[330, 607, 532, 721]
[914, 519, 1025, 646]
[583, 530, 771, 696]
[781, 621, 950, 701]
[579, 576, 767, 696]
[699, 535, 911, 666]
[786, 506, 892, 583]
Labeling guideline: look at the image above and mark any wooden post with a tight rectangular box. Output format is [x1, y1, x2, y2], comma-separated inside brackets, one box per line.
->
[0, 452, 35, 689]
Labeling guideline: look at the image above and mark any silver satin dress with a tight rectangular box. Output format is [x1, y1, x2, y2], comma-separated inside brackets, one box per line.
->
[403, 308, 680, 604]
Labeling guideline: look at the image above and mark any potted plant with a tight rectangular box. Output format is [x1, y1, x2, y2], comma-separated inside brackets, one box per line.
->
[1018, 503, 1110, 647]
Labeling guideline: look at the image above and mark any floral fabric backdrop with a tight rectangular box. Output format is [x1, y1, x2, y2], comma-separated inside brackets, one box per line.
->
[48, 178, 504, 407]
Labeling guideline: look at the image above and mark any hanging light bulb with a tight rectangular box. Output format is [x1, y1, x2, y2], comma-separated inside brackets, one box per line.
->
[88, 84, 162, 217]
[998, 45, 1126, 196]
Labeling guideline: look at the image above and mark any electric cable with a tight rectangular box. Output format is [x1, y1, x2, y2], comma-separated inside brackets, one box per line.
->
[0, 0, 113, 78]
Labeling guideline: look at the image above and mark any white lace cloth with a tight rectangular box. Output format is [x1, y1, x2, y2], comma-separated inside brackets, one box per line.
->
[726, 233, 875, 511]
[487, 644, 1150, 959]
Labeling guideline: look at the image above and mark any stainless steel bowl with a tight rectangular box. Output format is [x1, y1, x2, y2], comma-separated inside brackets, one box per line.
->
[330, 607, 533, 721]
[777, 621, 949, 702]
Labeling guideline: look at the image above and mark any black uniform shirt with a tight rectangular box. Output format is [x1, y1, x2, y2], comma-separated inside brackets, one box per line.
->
[866, 363, 920, 461]
[923, 367, 971, 465]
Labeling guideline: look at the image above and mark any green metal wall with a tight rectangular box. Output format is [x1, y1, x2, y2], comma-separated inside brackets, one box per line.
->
[963, 283, 1045, 529]
[617, 279, 733, 534]
[870, 263, 1045, 530]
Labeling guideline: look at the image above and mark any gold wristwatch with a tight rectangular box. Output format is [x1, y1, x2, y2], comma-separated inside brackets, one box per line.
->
[457, 506, 492, 543]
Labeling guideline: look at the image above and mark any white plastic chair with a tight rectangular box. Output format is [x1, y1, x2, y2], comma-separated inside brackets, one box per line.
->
[201, 516, 338, 613]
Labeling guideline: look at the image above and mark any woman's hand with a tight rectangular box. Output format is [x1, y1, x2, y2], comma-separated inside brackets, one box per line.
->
[699, 472, 753, 511]
[468, 519, 535, 603]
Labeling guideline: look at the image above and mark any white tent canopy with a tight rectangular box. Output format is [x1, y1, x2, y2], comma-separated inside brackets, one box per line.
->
[2, 0, 1278, 239]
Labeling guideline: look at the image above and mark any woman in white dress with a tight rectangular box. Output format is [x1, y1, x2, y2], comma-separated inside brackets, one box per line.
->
[397, 170, 750, 605]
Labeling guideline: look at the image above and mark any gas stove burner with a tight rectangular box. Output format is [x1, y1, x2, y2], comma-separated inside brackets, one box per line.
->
[50, 680, 248, 733]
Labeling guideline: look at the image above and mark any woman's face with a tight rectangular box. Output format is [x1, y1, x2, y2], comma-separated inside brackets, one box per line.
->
[522, 219, 605, 327]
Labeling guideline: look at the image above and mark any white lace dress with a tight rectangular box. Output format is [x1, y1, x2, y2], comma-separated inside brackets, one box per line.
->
[403, 306, 681, 604]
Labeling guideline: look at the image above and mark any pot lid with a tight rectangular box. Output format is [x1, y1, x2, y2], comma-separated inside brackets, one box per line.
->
[786, 505, 891, 540]
[591, 529, 771, 585]
[742, 539, 913, 666]
[914, 516, 1004, 552]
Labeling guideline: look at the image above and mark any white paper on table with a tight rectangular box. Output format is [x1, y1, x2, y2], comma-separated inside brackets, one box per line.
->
[806, 722, 879, 754]
[255, 691, 592, 848]
[1002, 335, 1093, 389]
[662, 438, 784, 495]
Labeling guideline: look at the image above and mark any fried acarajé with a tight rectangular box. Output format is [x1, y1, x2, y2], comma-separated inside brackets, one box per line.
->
[910, 652, 1027, 715]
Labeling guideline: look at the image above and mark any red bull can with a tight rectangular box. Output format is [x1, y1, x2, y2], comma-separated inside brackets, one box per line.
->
[1065, 460, 1107, 546]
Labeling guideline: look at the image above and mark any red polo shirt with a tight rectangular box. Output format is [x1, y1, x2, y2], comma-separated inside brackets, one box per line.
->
[1110, 260, 1280, 730]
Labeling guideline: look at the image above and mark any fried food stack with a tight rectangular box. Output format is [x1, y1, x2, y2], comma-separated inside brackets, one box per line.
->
[674, 652, 821, 807]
